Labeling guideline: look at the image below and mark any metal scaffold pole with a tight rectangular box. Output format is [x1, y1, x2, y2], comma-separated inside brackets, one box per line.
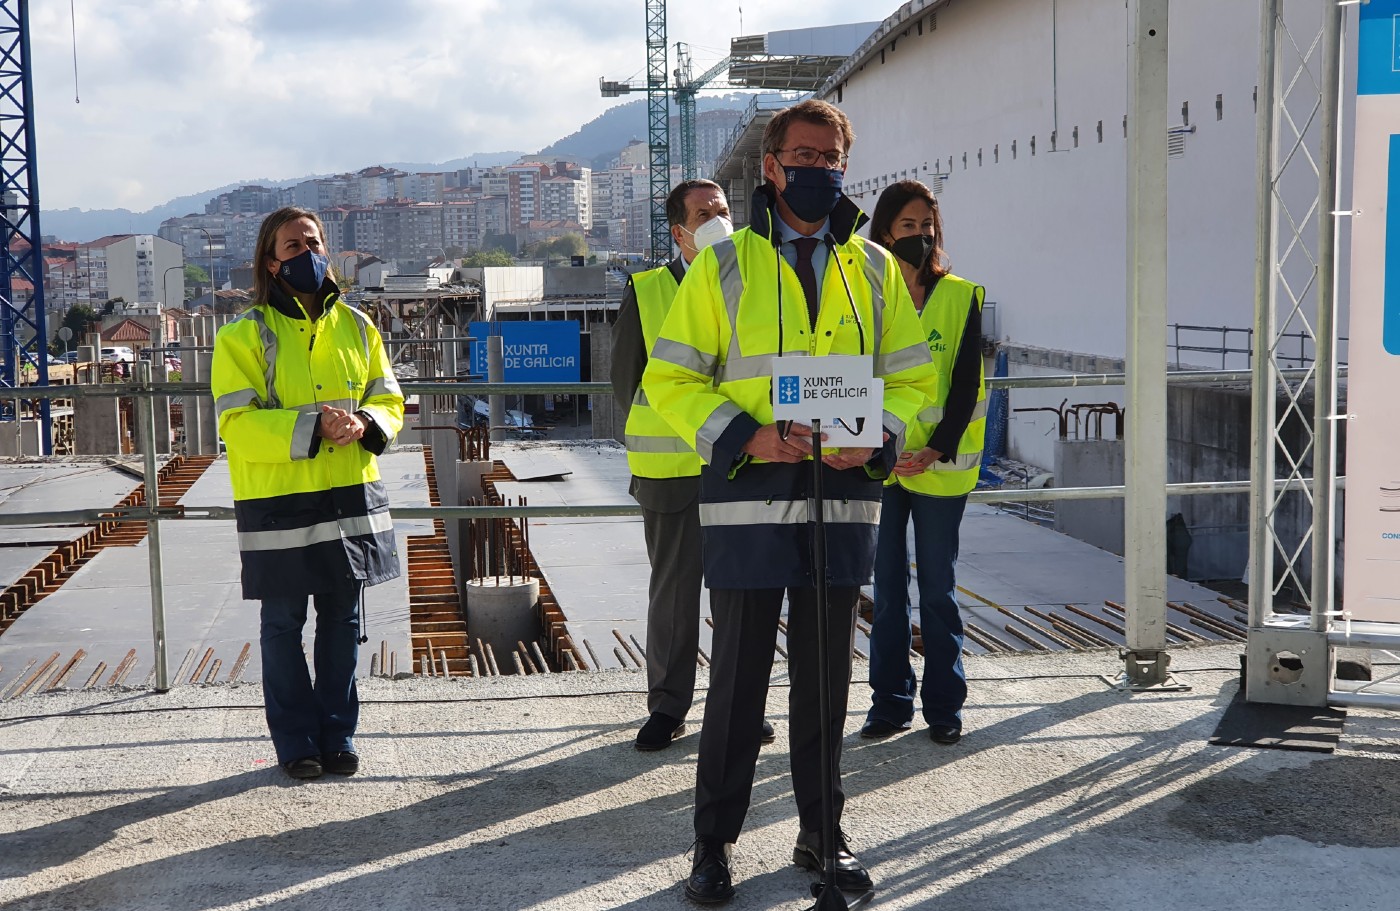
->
[1119, 0, 1182, 691]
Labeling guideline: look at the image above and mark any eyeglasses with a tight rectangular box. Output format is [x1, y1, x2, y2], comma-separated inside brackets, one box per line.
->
[774, 147, 849, 168]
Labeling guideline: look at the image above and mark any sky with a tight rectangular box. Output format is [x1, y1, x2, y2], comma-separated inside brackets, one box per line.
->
[32, 0, 861, 213]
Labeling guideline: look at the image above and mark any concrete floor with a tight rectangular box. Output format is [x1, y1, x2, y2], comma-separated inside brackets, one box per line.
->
[2, 643, 1398, 911]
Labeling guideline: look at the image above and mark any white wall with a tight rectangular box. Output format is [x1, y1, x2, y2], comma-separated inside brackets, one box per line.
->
[830, 0, 1342, 361]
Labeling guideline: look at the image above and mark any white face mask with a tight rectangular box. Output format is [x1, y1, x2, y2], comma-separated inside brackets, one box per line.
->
[684, 215, 734, 253]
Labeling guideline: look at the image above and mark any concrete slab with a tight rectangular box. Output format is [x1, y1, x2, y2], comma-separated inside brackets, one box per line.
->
[0, 450, 432, 690]
[2, 644, 1398, 911]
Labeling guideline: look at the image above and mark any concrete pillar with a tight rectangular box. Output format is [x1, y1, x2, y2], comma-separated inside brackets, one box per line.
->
[151, 364, 172, 455]
[465, 576, 540, 673]
[180, 335, 202, 455]
[74, 395, 122, 455]
[197, 345, 217, 453]
[589, 327, 623, 442]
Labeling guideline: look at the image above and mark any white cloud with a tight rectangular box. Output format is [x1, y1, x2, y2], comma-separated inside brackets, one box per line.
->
[31, 0, 872, 212]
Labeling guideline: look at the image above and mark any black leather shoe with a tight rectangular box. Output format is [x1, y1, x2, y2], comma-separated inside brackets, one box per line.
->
[928, 724, 962, 745]
[282, 757, 322, 780]
[860, 717, 910, 739]
[760, 720, 776, 744]
[793, 828, 873, 893]
[685, 837, 735, 904]
[322, 750, 360, 775]
[636, 712, 686, 751]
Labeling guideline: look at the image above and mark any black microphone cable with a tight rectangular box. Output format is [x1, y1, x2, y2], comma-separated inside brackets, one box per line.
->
[823, 233, 866, 356]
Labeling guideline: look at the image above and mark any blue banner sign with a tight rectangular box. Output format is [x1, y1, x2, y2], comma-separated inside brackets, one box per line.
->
[1358, 0, 1400, 96]
[469, 321, 581, 382]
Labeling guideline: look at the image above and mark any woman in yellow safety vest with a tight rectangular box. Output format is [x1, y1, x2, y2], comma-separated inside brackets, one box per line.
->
[861, 181, 986, 746]
[212, 207, 404, 781]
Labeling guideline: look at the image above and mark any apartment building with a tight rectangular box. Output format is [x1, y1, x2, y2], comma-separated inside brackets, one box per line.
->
[68, 234, 184, 309]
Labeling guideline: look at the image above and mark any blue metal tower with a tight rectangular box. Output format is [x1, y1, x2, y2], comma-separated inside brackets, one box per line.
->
[645, 0, 671, 264]
[0, 0, 49, 452]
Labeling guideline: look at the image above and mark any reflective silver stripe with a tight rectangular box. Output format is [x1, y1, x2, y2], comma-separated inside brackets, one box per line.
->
[291, 410, 318, 461]
[695, 400, 745, 464]
[879, 340, 932, 376]
[652, 338, 718, 377]
[237, 510, 394, 552]
[714, 238, 755, 371]
[862, 242, 888, 362]
[233, 308, 281, 409]
[929, 450, 983, 472]
[714, 237, 744, 329]
[215, 388, 260, 420]
[919, 397, 989, 425]
[344, 304, 372, 360]
[364, 375, 401, 401]
[625, 434, 694, 454]
[882, 409, 907, 454]
[632, 388, 649, 408]
[715, 352, 777, 384]
[305, 397, 359, 415]
[699, 498, 881, 526]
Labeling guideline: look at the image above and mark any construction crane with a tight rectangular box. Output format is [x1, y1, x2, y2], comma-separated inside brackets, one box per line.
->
[673, 44, 732, 181]
[600, 0, 731, 262]
[0, 0, 50, 452]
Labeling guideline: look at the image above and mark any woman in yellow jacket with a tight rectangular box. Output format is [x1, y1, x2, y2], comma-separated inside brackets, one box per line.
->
[212, 207, 403, 780]
[862, 181, 986, 745]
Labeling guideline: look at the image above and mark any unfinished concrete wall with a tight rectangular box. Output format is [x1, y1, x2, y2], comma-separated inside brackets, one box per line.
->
[1043, 383, 1337, 593]
[1054, 439, 1125, 556]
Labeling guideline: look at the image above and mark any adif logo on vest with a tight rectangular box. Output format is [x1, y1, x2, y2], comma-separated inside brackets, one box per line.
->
[927, 326, 947, 353]
[778, 375, 801, 405]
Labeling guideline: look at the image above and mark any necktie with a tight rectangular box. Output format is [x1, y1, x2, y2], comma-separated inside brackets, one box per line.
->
[792, 236, 821, 325]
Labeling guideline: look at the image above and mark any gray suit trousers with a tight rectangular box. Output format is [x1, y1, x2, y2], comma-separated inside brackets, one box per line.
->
[636, 476, 704, 719]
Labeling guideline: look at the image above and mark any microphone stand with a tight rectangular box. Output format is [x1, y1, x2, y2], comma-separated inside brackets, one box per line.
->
[805, 418, 873, 911]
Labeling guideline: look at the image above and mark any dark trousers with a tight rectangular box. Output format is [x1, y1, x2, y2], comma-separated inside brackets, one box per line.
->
[642, 498, 704, 719]
[695, 585, 858, 843]
[869, 486, 968, 729]
[260, 582, 363, 764]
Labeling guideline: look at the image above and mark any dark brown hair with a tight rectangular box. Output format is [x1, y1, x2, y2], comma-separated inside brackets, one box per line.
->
[869, 180, 949, 282]
[251, 207, 337, 305]
[762, 99, 855, 159]
[665, 179, 723, 227]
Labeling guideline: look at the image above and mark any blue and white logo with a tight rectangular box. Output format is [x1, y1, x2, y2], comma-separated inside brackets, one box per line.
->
[778, 375, 801, 405]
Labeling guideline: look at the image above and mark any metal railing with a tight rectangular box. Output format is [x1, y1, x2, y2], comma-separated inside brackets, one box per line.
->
[1169, 323, 1349, 370]
[0, 365, 1346, 691]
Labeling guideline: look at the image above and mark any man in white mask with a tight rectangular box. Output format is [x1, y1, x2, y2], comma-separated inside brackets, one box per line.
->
[611, 180, 774, 751]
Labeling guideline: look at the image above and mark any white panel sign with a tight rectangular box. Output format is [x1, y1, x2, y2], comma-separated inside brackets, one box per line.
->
[771, 354, 883, 447]
[1343, 1, 1400, 622]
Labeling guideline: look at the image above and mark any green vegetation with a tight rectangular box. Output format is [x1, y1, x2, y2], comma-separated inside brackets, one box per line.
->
[461, 249, 516, 268]
[50, 303, 99, 354]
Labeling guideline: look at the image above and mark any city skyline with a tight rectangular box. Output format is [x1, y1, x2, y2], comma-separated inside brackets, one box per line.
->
[31, 0, 855, 213]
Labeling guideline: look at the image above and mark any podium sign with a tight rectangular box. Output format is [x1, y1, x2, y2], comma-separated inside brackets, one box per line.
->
[1343, 0, 1400, 621]
[771, 354, 883, 447]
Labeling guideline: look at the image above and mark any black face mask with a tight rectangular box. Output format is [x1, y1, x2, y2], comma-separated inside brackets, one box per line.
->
[276, 248, 330, 294]
[890, 234, 935, 270]
[779, 166, 844, 223]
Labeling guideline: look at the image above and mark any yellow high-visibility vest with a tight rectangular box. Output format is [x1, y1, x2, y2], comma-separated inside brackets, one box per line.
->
[623, 266, 703, 478]
[895, 273, 985, 497]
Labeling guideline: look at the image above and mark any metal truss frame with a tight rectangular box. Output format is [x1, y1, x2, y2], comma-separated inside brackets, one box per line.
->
[645, 0, 671, 263]
[0, 0, 49, 451]
[1245, 0, 1349, 706]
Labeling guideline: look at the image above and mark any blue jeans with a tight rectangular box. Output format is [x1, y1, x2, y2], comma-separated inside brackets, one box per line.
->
[868, 486, 968, 729]
[260, 582, 363, 764]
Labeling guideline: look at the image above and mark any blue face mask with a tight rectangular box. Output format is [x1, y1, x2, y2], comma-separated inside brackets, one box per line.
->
[277, 248, 329, 294]
[779, 166, 844, 223]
